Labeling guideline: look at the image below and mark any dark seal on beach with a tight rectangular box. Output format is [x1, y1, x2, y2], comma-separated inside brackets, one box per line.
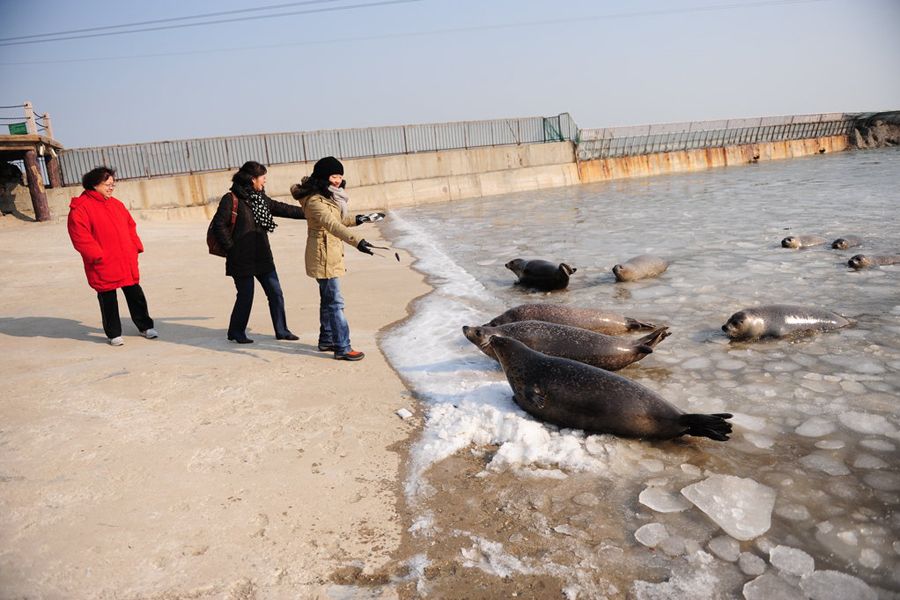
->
[848, 254, 900, 269]
[486, 303, 657, 335]
[612, 255, 668, 282]
[488, 335, 732, 441]
[831, 236, 862, 250]
[463, 321, 670, 371]
[722, 304, 850, 341]
[781, 235, 827, 249]
[505, 259, 576, 291]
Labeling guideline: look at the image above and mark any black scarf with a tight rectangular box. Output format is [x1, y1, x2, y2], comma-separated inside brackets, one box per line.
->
[232, 183, 276, 233]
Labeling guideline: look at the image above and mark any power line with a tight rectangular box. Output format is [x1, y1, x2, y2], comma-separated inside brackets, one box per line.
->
[0, 0, 830, 66]
[0, 0, 343, 43]
[0, 0, 424, 48]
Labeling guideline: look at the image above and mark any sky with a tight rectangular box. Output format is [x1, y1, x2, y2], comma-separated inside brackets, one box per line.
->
[1, 0, 899, 149]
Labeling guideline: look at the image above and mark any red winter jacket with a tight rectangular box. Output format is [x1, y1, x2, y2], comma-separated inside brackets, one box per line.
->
[67, 190, 144, 292]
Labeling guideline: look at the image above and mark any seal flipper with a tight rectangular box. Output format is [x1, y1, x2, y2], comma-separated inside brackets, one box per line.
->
[678, 413, 733, 441]
[636, 327, 671, 350]
[515, 384, 547, 410]
[626, 317, 658, 332]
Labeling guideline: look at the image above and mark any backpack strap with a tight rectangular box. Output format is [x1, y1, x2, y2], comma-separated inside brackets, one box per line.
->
[229, 193, 238, 231]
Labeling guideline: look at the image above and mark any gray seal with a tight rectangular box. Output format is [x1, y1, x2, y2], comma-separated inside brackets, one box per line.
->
[487, 303, 657, 335]
[488, 335, 732, 441]
[722, 304, 850, 340]
[831, 236, 862, 249]
[612, 255, 668, 282]
[848, 254, 900, 269]
[505, 259, 576, 291]
[463, 321, 670, 371]
[781, 235, 827, 249]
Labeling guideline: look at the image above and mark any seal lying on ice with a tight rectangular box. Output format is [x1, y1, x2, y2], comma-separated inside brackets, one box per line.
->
[505, 259, 576, 291]
[486, 303, 657, 335]
[612, 255, 668, 282]
[462, 321, 670, 371]
[722, 304, 850, 341]
[488, 335, 732, 441]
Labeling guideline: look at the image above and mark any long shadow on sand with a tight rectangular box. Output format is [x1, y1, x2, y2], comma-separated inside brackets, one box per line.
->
[0, 316, 330, 358]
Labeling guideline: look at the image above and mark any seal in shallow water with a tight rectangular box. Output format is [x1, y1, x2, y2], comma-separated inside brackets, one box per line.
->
[505, 259, 576, 291]
[486, 303, 657, 334]
[488, 335, 732, 440]
[781, 235, 827, 249]
[612, 255, 668, 282]
[848, 254, 900, 269]
[463, 321, 670, 371]
[722, 304, 850, 341]
[831, 236, 862, 250]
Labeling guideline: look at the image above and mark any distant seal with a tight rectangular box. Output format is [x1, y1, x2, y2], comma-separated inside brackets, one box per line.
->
[612, 255, 668, 282]
[487, 303, 657, 335]
[831, 236, 862, 250]
[848, 254, 900, 269]
[488, 335, 733, 441]
[505, 259, 576, 291]
[722, 304, 850, 340]
[463, 321, 670, 371]
[781, 235, 827, 249]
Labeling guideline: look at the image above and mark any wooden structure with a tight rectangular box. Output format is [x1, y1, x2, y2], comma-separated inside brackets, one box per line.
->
[0, 101, 63, 222]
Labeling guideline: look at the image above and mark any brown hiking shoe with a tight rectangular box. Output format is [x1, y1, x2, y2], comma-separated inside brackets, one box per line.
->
[334, 349, 365, 361]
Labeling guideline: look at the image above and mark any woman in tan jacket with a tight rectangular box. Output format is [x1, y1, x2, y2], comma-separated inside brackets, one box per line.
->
[291, 156, 383, 361]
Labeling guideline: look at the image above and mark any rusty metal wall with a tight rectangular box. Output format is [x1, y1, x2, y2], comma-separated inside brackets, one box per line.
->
[57, 113, 578, 185]
[577, 113, 855, 161]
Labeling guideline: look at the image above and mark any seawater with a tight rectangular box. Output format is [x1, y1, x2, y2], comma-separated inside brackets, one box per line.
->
[380, 147, 899, 597]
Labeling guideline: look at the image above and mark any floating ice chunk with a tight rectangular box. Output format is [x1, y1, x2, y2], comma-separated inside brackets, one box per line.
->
[859, 548, 881, 569]
[853, 454, 888, 469]
[631, 550, 722, 600]
[770, 545, 815, 577]
[639, 487, 691, 513]
[822, 355, 886, 375]
[680, 464, 701, 476]
[707, 536, 740, 562]
[640, 459, 665, 473]
[743, 573, 805, 599]
[799, 454, 850, 476]
[682, 357, 712, 370]
[795, 417, 836, 437]
[744, 433, 775, 449]
[658, 535, 686, 557]
[634, 523, 669, 548]
[799, 570, 876, 600]
[775, 503, 810, 521]
[862, 471, 900, 492]
[840, 380, 866, 394]
[837, 530, 858, 545]
[730, 412, 767, 432]
[859, 438, 895, 452]
[839, 412, 896, 435]
[680, 475, 776, 541]
[716, 359, 746, 370]
[738, 552, 766, 576]
[814, 440, 845, 450]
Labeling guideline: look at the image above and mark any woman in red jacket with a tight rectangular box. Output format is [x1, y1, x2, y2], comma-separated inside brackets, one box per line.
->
[67, 166, 157, 346]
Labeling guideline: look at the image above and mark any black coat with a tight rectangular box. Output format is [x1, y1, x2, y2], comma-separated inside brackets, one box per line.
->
[211, 190, 304, 277]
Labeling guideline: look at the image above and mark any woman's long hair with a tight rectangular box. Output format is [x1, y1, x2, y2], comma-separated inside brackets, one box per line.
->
[232, 161, 267, 190]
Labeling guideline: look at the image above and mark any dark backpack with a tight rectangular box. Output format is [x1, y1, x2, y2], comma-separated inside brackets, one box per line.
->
[207, 193, 238, 257]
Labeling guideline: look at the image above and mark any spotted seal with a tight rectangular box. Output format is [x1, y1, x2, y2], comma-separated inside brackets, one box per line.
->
[505, 259, 576, 291]
[722, 304, 850, 340]
[831, 236, 862, 250]
[463, 321, 670, 371]
[781, 235, 827, 249]
[612, 255, 668, 282]
[848, 254, 900, 269]
[488, 335, 733, 440]
[486, 303, 657, 335]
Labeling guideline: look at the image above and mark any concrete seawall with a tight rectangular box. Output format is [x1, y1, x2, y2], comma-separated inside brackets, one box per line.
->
[7, 134, 853, 222]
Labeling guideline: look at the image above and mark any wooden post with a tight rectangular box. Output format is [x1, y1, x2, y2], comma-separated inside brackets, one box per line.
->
[24, 101, 37, 135]
[23, 149, 51, 221]
[44, 112, 54, 139]
[46, 152, 62, 188]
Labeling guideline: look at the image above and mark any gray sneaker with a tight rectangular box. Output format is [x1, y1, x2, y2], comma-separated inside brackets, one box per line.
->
[141, 328, 159, 339]
[109, 336, 125, 346]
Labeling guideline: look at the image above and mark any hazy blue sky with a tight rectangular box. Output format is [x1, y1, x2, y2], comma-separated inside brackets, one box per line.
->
[2, 0, 898, 148]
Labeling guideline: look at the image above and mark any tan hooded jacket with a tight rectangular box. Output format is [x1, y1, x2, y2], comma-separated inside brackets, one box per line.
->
[291, 185, 360, 279]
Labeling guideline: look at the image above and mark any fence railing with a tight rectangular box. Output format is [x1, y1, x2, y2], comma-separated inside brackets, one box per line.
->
[58, 113, 578, 186]
[576, 113, 855, 161]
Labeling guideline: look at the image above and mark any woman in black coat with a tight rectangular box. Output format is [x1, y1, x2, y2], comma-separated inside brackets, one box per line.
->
[211, 161, 304, 343]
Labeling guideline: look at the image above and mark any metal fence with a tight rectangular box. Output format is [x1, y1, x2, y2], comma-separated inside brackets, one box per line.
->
[58, 113, 578, 185]
[576, 113, 855, 161]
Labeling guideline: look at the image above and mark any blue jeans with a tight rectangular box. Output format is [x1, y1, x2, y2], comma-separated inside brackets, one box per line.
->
[317, 278, 350, 354]
[228, 270, 289, 338]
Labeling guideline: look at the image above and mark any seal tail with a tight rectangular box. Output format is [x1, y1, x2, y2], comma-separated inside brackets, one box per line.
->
[625, 317, 658, 332]
[678, 413, 733, 441]
[635, 327, 671, 352]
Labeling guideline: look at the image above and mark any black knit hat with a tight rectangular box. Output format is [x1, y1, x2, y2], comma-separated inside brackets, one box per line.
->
[312, 156, 344, 180]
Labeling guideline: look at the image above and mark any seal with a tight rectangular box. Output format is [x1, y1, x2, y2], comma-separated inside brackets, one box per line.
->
[486, 303, 658, 334]
[781, 235, 827, 249]
[722, 304, 850, 340]
[831, 236, 862, 250]
[488, 335, 733, 440]
[505, 259, 576, 291]
[463, 321, 670, 371]
[612, 255, 668, 282]
[848, 254, 900, 269]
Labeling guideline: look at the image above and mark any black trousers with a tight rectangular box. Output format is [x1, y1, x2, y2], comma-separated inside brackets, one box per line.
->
[97, 284, 154, 339]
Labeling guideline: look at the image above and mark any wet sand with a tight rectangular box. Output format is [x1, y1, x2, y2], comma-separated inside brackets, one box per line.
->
[0, 214, 431, 598]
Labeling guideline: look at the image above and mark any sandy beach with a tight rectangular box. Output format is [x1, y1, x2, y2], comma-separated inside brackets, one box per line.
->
[0, 213, 430, 598]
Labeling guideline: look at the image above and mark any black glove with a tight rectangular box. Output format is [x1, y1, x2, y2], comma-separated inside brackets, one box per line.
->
[357, 239, 375, 255]
[355, 212, 386, 225]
